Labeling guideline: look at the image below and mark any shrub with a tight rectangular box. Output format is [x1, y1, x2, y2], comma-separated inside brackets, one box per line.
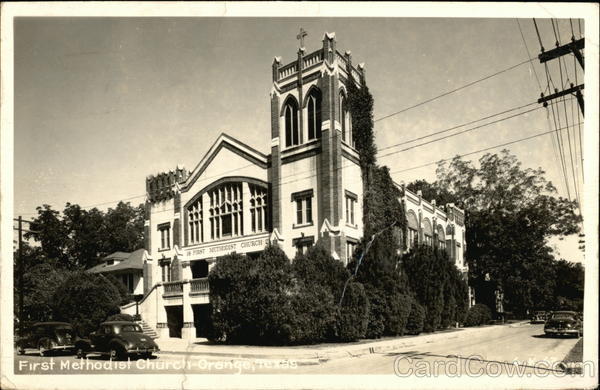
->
[336, 281, 369, 341]
[364, 289, 386, 339]
[106, 313, 136, 322]
[402, 245, 469, 332]
[385, 292, 412, 336]
[102, 273, 133, 305]
[293, 244, 349, 299]
[51, 271, 121, 336]
[208, 245, 295, 345]
[465, 304, 492, 327]
[405, 301, 426, 335]
[289, 284, 337, 344]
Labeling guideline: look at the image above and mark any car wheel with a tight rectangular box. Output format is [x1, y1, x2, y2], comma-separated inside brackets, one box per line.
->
[109, 345, 125, 361]
[38, 342, 48, 357]
[76, 347, 86, 359]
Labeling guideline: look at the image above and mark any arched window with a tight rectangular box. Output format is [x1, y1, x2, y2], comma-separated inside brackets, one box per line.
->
[306, 89, 322, 140]
[284, 98, 299, 148]
[249, 183, 268, 233]
[437, 225, 446, 250]
[340, 92, 347, 142]
[188, 195, 203, 244]
[407, 210, 419, 249]
[422, 218, 433, 247]
[209, 183, 243, 239]
[340, 91, 352, 146]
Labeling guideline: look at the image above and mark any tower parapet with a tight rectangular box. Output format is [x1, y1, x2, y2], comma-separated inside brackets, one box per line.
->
[146, 166, 188, 203]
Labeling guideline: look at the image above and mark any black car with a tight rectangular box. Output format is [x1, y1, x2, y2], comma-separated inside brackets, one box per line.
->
[75, 321, 159, 360]
[16, 322, 76, 356]
[544, 311, 583, 337]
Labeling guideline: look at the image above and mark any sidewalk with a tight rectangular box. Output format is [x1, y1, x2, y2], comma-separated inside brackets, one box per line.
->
[156, 322, 528, 364]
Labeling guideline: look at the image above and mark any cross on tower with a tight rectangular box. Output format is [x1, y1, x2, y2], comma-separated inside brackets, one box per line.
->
[296, 27, 308, 48]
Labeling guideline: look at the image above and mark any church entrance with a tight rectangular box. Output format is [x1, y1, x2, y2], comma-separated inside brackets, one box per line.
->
[165, 306, 183, 338]
[192, 304, 211, 338]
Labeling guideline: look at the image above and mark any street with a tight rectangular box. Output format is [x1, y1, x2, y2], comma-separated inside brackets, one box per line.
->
[14, 324, 580, 376]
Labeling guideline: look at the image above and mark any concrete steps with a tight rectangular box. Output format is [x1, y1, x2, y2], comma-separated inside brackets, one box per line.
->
[136, 319, 159, 339]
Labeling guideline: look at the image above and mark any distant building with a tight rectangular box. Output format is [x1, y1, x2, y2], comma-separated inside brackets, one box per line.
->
[399, 185, 474, 307]
[87, 249, 147, 295]
[128, 32, 472, 339]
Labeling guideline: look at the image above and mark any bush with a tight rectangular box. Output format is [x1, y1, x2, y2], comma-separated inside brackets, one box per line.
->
[289, 284, 336, 344]
[102, 273, 133, 305]
[465, 304, 492, 327]
[402, 245, 469, 332]
[51, 271, 122, 336]
[364, 289, 386, 339]
[209, 243, 370, 345]
[336, 281, 369, 341]
[106, 313, 135, 322]
[385, 292, 412, 336]
[405, 301, 426, 335]
[209, 245, 295, 345]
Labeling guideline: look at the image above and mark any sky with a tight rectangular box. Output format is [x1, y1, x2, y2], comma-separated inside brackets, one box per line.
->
[12, 16, 589, 263]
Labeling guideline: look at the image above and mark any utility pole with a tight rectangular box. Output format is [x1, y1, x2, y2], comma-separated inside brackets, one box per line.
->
[537, 35, 585, 115]
[13, 216, 39, 337]
[18, 216, 23, 338]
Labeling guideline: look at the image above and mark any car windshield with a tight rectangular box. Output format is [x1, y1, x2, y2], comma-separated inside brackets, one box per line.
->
[114, 324, 142, 333]
[551, 313, 575, 320]
[55, 326, 74, 336]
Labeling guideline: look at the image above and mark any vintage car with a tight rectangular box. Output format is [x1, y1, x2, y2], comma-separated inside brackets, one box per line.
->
[530, 311, 548, 324]
[544, 311, 583, 337]
[75, 321, 159, 360]
[16, 322, 76, 356]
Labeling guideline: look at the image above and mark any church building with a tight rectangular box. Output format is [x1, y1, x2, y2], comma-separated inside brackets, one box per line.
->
[126, 32, 470, 339]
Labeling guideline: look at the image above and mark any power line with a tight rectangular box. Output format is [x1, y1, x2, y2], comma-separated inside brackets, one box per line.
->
[373, 57, 536, 123]
[378, 101, 539, 152]
[516, 19, 544, 92]
[377, 106, 542, 159]
[543, 59, 571, 201]
[390, 122, 581, 175]
[517, 19, 566, 197]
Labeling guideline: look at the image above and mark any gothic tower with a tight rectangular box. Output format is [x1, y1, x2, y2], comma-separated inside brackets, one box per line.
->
[269, 31, 366, 263]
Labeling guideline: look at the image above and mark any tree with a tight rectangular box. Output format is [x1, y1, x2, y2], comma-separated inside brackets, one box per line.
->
[552, 260, 584, 311]
[63, 203, 106, 269]
[406, 179, 456, 207]
[26, 205, 69, 266]
[25, 201, 145, 270]
[17, 260, 73, 326]
[409, 150, 581, 316]
[102, 202, 145, 255]
[51, 271, 122, 336]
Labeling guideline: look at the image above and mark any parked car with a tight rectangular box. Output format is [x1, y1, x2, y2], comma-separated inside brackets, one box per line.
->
[16, 322, 76, 356]
[75, 321, 159, 360]
[530, 311, 548, 324]
[544, 311, 582, 337]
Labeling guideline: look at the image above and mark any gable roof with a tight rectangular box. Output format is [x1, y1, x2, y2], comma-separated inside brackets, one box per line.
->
[87, 249, 146, 274]
[181, 133, 269, 191]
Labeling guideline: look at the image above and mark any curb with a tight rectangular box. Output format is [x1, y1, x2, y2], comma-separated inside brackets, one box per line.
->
[156, 322, 518, 363]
